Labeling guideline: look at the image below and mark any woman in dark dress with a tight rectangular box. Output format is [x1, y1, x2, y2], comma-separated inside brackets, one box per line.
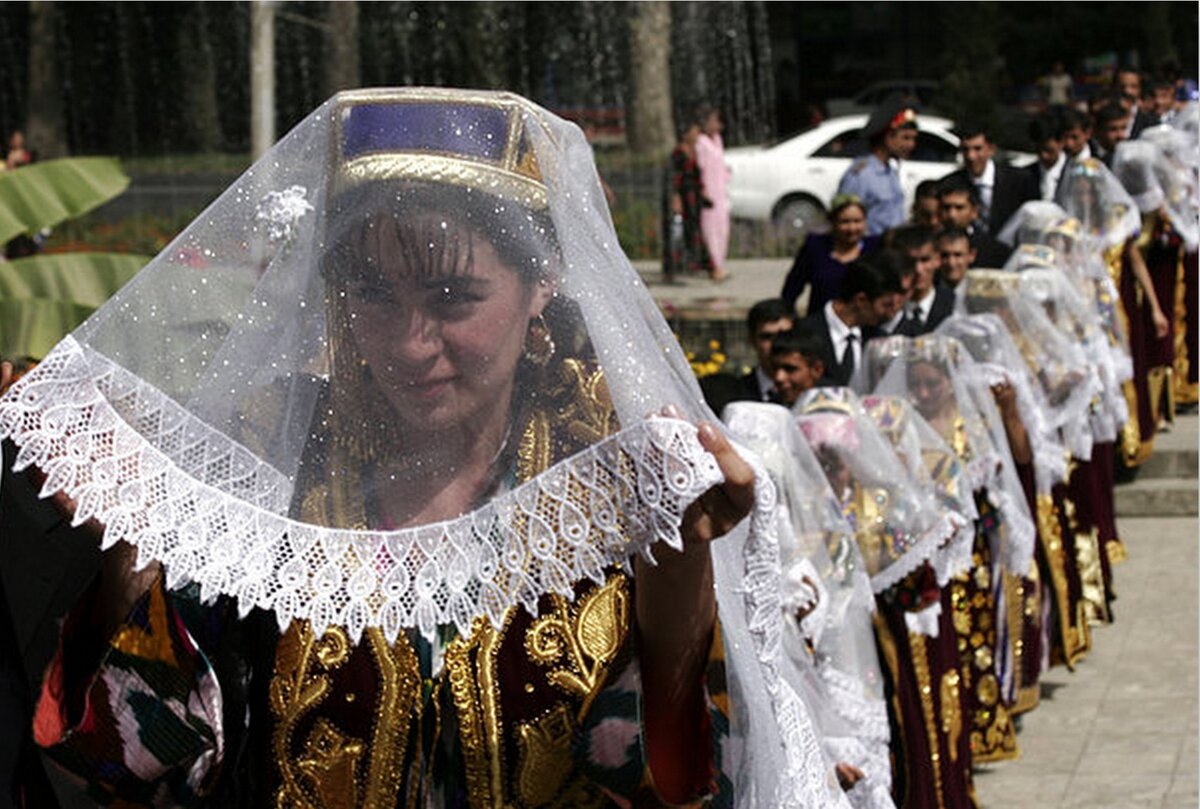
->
[663, 121, 719, 281]
[782, 194, 879, 314]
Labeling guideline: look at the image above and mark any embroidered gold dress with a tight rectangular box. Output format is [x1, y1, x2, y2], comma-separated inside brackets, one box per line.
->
[32, 361, 733, 809]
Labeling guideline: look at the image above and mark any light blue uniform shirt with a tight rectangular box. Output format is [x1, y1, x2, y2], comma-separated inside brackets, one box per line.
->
[837, 154, 905, 236]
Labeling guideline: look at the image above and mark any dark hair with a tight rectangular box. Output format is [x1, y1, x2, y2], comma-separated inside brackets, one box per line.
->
[747, 298, 795, 335]
[953, 121, 991, 142]
[322, 180, 560, 287]
[889, 224, 936, 254]
[936, 225, 971, 245]
[835, 255, 902, 302]
[1055, 108, 1091, 136]
[1094, 102, 1129, 129]
[770, 323, 832, 369]
[1028, 113, 1062, 146]
[937, 174, 981, 207]
[872, 246, 914, 280]
[914, 179, 940, 201]
[694, 104, 718, 127]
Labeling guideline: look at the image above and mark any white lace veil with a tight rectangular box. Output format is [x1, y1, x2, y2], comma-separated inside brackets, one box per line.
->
[724, 401, 893, 809]
[865, 336, 1036, 575]
[1008, 255, 1130, 444]
[793, 387, 962, 594]
[1127, 127, 1200, 249]
[858, 394, 975, 585]
[0, 88, 831, 806]
[1055, 156, 1141, 250]
[996, 200, 1067, 248]
[936, 313, 1068, 492]
[961, 270, 1100, 461]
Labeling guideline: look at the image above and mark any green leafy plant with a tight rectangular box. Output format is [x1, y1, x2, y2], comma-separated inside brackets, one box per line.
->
[0, 157, 151, 358]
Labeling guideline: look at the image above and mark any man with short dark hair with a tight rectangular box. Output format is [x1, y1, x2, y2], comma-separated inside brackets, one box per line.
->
[741, 298, 795, 402]
[837, 93, 919, 236]
[935, 226, 974, 315]
[797, 256, 902, 389]
[891, 225, 954, 335]
[1024, 114, 1068, 201]
[1091, 103, 1130, 168]
[911, 179, 941, 228]
[937, 175, 1012, 268]
[939, 122, 1036, 235]
[1057, 108, 1093, 162]
[768, 324, 831, 406]
[871, 247, 916, 337]
[1113, 67, 1155, 137]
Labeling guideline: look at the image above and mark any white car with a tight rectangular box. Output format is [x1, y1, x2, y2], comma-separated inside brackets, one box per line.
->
[726, 113, 965, 235]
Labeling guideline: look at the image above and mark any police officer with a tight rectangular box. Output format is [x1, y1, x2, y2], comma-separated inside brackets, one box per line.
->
[837, 93, 918, 236]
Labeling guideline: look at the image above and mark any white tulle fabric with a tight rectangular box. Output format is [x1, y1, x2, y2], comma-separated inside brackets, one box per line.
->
[858, 395, 976, 586]
[937, 313, 1069, 492]
[793, 388, 967, 594]
[866, 336, 1037, 575]
[724, 402, 891, 809]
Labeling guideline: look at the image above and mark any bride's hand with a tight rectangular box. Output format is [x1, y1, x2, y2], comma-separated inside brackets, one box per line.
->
[681, 422, 756, 545]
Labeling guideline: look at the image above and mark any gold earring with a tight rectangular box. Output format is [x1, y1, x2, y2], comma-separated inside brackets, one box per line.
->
[523, 314, 555, 367]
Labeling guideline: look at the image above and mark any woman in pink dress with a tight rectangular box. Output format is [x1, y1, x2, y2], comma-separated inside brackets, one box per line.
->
[696, 106, 732, 282]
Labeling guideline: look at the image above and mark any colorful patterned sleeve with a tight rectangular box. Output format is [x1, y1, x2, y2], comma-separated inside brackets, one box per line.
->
[573, 620, 732, 808]
[32, 579, 224, 808]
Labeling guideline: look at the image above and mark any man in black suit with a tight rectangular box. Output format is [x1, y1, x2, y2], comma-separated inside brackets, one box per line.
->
[1090, 102, 1130, 169]
[890, 225, 956, 336]
[1113, 68, 1157, 138]
[937, 175, 1012, 268]
[797, 256, 903, 391]
[699, 298, 796, 414]
[941, 122, 1037, 235]
[1022, 114, 1069, 202]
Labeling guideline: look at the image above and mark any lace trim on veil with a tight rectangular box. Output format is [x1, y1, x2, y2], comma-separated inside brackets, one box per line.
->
[0, 337, 727, 644]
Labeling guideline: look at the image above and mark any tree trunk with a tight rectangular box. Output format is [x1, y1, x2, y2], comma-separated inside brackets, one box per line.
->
[627, 1, 674, 157]
[27, 0, 67, 159]
[250, 1, 276, 160]
[179, 2, 223, 153]
[325, 0, 360, 96]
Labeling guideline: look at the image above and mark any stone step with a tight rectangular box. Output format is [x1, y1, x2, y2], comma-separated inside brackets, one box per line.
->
[1138, 447, 1199, 479]
[1113, 478, 1199, 517]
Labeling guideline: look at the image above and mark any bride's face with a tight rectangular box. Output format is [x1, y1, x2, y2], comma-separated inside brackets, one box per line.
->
[908, 361, 953, 422]
[343, 214, 552, 435]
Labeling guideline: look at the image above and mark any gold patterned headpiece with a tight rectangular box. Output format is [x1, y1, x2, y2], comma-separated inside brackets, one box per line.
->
[330, 88, 550, 210]
[796, 386, 856, 416]
[965, 269, 1019, 300]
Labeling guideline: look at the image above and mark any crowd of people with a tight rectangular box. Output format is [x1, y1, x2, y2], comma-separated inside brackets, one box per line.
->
[697, 80, 1197, 808]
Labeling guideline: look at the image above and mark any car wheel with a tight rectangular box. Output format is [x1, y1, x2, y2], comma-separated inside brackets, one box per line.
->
[772, 196, 827, 242]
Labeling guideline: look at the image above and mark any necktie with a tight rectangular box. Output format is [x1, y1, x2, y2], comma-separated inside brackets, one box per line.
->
[841, 333, 857, 380]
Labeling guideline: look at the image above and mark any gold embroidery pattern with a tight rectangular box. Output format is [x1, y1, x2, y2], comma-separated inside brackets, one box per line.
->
[1174, 252, 1198, 404]
[515, 705, 576, 806]
[1074, 526, 1109, 623]
[444, 613, 512, 809]
[907, 633, 947, 809]
[1036, 494, 1090, 667]
[526, 576, 629, 713]
[940, 670, 962, 764]
[271, 622, 422, 809]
